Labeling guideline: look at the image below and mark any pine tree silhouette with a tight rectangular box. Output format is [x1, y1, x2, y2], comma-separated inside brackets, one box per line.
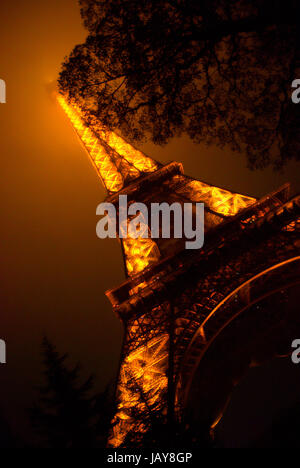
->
[30, 337, 112, 448]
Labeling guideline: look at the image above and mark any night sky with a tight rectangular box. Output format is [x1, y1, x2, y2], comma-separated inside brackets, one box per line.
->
[0, 0, 300, 443]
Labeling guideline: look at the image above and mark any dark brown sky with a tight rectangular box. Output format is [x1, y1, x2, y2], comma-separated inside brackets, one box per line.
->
[0, 0, 299, 440]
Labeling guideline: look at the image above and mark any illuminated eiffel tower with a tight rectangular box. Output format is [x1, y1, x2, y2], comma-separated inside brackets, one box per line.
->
[58, 95, 300, 447]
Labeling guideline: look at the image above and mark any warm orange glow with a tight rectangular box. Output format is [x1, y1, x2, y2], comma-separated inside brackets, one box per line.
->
[174, 178, 256, 216]
[57, 94, 158, 192]
[58, 93, 259, 448]
[121, 217, 161, 276]
[284, 218, 300, 231]
[58, 94, 124, 192]
[110, 333, 169, 447]
[99, 127, 158, 173]
[58, 94, 161, 276]
[123, 236, 161, 275]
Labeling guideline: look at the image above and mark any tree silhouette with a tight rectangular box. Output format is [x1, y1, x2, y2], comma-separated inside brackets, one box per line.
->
[30, 337, 112, 448]
[58, 0, 299, 170]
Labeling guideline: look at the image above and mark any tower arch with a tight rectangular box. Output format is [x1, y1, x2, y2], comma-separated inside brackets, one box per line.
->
[178, 257, 300, 432]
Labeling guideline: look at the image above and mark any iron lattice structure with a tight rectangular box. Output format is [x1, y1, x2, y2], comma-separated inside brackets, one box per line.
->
[58, 95, 300, 447]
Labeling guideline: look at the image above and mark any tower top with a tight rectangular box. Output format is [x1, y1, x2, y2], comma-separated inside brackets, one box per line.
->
[57, 94, 159, 193]
[58, 93, 258, 278]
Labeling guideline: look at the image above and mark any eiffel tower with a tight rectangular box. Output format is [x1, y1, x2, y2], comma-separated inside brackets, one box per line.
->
[58, 94, 300, 447]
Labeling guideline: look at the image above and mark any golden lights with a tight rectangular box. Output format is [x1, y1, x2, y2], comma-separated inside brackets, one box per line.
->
[174, 178, 256, 216]
[122, 218, 161, 276]
[58, 94, 161, 277]
[58, 92, 258, 448]
[110, 334, 169, 447]
[57, 94, 158, 193]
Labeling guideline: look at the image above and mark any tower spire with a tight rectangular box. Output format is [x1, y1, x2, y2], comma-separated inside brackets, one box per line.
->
[57, 94, 159, 193]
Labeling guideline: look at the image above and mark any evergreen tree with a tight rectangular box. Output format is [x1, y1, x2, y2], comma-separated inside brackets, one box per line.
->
[30, 337, 112, 448]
